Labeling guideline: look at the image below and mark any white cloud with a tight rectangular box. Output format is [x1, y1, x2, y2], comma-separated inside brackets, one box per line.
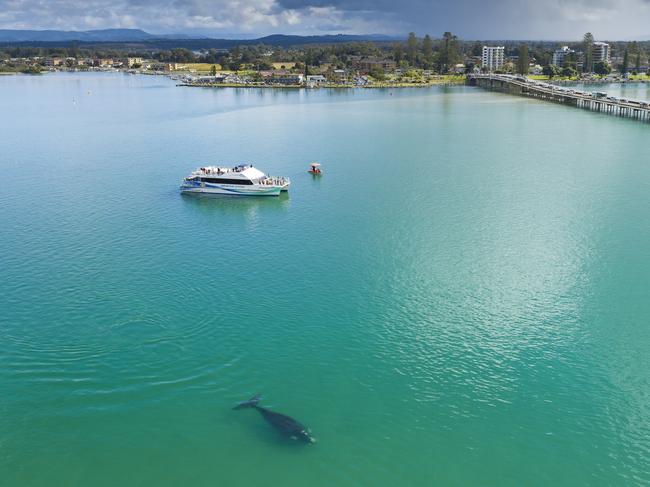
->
[0, 0, 648, 38]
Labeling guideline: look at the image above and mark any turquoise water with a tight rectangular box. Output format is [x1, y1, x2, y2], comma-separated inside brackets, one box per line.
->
[567, 81, 650, 101]
[1, 73, 649, 486]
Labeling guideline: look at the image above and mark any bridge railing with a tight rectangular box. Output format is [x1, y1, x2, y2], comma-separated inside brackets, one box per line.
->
[468, 74, 650, 110]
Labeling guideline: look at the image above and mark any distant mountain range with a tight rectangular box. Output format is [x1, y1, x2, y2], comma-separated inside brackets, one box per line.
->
[0, 29, 398, 46]
[0, 29, 159, 42]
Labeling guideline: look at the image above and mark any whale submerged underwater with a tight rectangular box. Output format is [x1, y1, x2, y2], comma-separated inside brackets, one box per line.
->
[234, 395, 316, 444]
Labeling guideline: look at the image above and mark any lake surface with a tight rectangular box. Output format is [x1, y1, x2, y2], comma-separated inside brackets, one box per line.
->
[567, 81, 650, 101]
[1, 72, 649, 486]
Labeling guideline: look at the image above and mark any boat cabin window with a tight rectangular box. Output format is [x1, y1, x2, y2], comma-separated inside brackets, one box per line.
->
[200, 177, 253, 185]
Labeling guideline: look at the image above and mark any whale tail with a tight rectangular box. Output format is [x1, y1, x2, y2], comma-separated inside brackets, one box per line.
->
[233, 394, 261, 410]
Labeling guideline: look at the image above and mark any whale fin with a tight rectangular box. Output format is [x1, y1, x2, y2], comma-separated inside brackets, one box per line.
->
[233, 394, 261, 410]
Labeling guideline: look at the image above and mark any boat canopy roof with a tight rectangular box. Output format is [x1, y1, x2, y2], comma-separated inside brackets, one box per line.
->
[240, 166, 266, 180]
[192, 165, 266, 180]
[310, 162, 321, 167]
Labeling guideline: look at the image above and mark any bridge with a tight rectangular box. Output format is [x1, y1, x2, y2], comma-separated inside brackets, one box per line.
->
[467, 74, 650, 122]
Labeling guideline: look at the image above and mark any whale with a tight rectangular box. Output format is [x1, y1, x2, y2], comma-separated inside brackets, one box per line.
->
[234, 395, 315, 443]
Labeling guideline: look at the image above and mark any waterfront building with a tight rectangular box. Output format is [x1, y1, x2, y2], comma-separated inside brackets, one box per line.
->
[121, 57, 143, 68]
[354, 75, 371, 86]
[306, 75, 327, 87]
[195, 75, 227, 84]
[552, 46, 575, 66]
[96, 58, 114, 67]
[150, 62, 178, 71]
[481, 46, 505, 71]
[330, 69, 348, 83]
[43, 58, 63, 67]
[350, 57, 397, 74]
[593, 42, 611, 63]
[267, 73, 304, 85]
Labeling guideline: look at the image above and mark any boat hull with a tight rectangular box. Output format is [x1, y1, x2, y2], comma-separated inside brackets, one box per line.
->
[180, 186, 286, 196]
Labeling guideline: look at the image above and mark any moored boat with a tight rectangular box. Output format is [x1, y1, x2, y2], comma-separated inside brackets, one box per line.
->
[180, 164, 290, 196]
[308, 162, 322, 174]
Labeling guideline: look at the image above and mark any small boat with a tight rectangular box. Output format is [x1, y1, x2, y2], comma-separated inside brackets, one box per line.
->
[180, 164, 290, 196]
[308, 163, 322, 175]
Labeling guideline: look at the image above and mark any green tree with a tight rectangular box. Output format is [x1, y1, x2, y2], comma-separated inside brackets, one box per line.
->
[392, 43, 403, 64]
[210, 64, 217, 76]
[542, 64, 560, 78]
[369, 68, 386, 81]
[517, 44, 529, 75]
[594, 61, 611, 76]
[407, 32, 418, 66]
[422, 34, 433, 59]
[622, 47, 629, 74]
[563, 52, 578, 71]
[561, 66, 577, 78]
[438, 32, 459, 73]
[422, 34, 434, 68]
[20, 65, 42, 74]
[583, 32, 594, 73]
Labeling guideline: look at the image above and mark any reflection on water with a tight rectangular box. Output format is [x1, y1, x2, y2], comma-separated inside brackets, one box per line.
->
[181, 192, 290, 219]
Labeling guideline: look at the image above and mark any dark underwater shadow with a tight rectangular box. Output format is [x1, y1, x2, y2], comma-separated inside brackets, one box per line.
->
[240, 422, 316, 452]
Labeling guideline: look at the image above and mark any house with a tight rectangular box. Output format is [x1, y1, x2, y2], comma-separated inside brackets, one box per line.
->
[195, 74, 228, 84]
[150, 62, 177, 71]
[121, 57, 143, 68]
[350, 57, 396, 74]
[306, 75, 327, 86]
[330, 69, 347, 83]
[96, 58, 114, 67]
[42, 58, 63, 67]
[354, 75, 370, 86]
[267, 73, 304, 85]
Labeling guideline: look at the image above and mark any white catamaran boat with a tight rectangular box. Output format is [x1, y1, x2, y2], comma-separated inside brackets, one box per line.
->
[180, 165, 290, 196]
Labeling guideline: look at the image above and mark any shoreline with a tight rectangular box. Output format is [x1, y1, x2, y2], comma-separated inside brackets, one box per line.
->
[177, 79, 467, 90]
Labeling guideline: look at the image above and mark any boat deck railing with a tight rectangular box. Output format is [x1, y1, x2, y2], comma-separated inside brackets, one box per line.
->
[260, 176, 290, 186]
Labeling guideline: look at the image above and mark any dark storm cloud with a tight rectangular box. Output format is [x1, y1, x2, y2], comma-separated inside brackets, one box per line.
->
[0, 0, 648, 38]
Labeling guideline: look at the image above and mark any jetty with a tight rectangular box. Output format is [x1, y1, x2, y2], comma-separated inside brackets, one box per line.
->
[468, 73, 650, 122]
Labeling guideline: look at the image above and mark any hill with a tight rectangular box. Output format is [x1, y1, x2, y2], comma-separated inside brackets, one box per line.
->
[0, 29, 155, 42]
[0, 29, 397, 47]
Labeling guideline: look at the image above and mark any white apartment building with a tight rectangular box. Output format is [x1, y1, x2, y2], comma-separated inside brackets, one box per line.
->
[552, 46, 575, 66]
[592, 42, 611, 64]
[482, 46, 505, 71]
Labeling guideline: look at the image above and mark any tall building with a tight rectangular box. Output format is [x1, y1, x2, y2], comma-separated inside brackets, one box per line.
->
[552, 46, 575, 67]
[592, 42, 611, 64]
[482, 46, 505, 71]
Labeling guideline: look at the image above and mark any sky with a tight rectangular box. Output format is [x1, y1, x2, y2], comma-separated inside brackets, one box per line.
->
[0, 0, 649, 40]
